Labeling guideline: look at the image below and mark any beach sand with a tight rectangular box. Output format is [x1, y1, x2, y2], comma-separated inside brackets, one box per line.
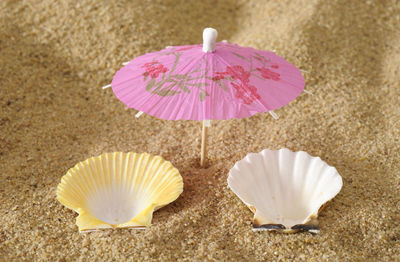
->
[1, 0, 399, 260]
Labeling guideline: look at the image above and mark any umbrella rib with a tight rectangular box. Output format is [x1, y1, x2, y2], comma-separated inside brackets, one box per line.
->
[213, 54, 240, 111]
[304, 90, 313, 95]
[115, 55, 196, 118]
[141, 55, 202, 120]
[269, 111, 279, 120]
[135, 111, 144, 118]
[182, 58, 205, 120]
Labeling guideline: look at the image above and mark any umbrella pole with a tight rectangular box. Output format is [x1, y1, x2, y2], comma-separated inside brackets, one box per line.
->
[200, 120, 208, 167]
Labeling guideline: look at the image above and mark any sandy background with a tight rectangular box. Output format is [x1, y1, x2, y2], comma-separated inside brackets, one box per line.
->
[1, 0, 399, 261]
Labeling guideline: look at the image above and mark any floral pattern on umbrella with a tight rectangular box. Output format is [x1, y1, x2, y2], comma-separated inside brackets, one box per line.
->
[110, 41, 304, 121]
[140, 47, 282, 105]
[142, 53, 211, 100]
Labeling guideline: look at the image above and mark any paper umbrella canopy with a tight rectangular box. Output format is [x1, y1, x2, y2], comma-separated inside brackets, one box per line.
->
[104, 28, 306, 166]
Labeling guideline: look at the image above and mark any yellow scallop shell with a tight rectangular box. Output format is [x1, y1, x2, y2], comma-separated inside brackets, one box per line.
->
[56, 152, 183, 232]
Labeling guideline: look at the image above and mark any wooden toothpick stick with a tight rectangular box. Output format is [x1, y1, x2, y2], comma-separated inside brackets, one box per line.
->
[200, 120, 209, 167]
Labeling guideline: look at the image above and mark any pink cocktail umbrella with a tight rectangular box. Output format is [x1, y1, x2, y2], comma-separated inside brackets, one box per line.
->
[104, 28, 305, 166]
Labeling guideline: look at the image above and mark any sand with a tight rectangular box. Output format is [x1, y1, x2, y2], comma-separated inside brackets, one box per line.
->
[1, 0, 399, 261]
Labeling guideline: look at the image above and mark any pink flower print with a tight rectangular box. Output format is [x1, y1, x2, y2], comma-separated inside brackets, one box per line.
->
[256, 67, 280, 81]
[270, 64, 279, 69]
[213, 65, 258, 104]
[211, 71, 230, 81]
[142, 61, 168, 78]
[211, 75, 225, 81]
[225, 65, 251, 83]
[231, 82, 261, 105]
[175, 46, 194, 52]
[213, 65, 251, 83]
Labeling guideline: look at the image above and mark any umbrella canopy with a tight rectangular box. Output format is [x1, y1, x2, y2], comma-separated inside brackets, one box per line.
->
[110, 28, 304, 121]
[106, 28, 306, 166]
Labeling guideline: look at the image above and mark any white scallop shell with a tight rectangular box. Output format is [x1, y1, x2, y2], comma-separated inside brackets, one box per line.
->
[227, 148, 343, 233]
[57, 152, 183, 232]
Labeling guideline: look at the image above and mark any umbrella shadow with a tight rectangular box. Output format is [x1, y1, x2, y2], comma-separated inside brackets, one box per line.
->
[298, 0, 398, 249]
[112, 0, 240, 54]
[151, 156, 222, 223]
[0, 21, 127, 223]
[303, 0, 393, 128]
[301, 1, 396, 167]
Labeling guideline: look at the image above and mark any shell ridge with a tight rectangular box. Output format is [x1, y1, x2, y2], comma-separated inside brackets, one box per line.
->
[125, 153, 145, 221]
[135, 154, 153, 201]
[105, 153, 115, 218]
[266, 149, 282, 224]
[148, 168, 182, 205]
[310, 166, 342, 212]
[67, 169, 85, 205]
[157, 173, 183, 204]
[127, 154, 151, 219]
[66, 169, 89, 211]
[95, 155, 108, 211]
[303, 158, 336, 219]
[228, 160, 261, 207]
[120, 152, 131, 210]
[277, 149, 291, 223]
[287, 149, 303, 219]
[146, 166, 175, 199]
[86, 158, 101, 206]
[127, 153, 140, 200]
[99, 154, 111, 216]
[131, 153, 146, 203]
[84, 158, 98, 206]
[111, 153, 119, 218]
[228, 164, 256, 213]
[142, 157, 166, 197]
[291, 152, 325, 225]
[113, 152, 123, 221]
[293, 151, 316, 224]
[257, 150, 276, 223]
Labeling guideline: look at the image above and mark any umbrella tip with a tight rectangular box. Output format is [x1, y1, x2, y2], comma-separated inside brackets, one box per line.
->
[203, 28, 218, 53]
